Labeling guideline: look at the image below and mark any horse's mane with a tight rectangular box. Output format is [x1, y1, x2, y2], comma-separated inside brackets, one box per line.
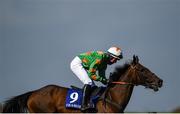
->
[102, 60, 133, 99]
[110, 60, 132, 81]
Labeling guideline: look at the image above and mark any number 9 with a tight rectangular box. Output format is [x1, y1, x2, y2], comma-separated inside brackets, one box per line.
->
[70, 92, 78, 103]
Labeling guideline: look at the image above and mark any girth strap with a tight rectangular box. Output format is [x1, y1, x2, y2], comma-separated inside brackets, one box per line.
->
[104, 98, 123, 111]
[99, 91, 123, 112]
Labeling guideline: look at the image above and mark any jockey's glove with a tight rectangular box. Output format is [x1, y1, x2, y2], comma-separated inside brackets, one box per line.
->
[101, 78, 108, 85]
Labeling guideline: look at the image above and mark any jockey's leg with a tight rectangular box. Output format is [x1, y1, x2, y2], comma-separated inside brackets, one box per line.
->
[70, 56, 93, 111]
[70, 56, 93, 85]
[81, 84, 92, 111]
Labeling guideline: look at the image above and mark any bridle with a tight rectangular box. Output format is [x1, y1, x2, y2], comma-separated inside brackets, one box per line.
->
[111, 64, 139, 86]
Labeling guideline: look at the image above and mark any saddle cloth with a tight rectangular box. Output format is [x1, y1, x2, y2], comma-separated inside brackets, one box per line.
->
[65, 86, 105, 109]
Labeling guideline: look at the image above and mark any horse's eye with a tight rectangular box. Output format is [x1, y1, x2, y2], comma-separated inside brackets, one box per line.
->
[141, 69, 145, 72]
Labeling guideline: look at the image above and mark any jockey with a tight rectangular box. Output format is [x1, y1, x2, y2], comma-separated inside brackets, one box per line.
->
[70, 46, 123, 111]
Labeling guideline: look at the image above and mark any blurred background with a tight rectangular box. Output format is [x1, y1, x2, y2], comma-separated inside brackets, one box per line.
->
[0, 0, 179, 112]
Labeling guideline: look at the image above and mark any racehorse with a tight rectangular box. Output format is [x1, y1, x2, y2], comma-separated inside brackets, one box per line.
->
[3, 55, 163, 113]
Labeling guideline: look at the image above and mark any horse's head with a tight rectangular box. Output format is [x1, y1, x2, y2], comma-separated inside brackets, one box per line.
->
[129, 55, 163, 91]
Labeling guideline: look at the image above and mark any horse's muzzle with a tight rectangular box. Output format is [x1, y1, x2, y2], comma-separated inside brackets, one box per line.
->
[158, 79, 163, 88]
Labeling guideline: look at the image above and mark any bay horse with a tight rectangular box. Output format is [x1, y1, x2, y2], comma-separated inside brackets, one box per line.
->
[3, 55, 163, 113]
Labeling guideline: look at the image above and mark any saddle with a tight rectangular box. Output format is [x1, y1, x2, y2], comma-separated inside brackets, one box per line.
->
[71, 85, 106, 99]
[65, 85, 106, 112]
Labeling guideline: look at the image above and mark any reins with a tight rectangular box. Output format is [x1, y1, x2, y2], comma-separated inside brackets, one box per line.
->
[109, 64, 138, 86]
[101, 64, 137, 112]
[111, 81, 135, 85]
[103, 62, 137, 111]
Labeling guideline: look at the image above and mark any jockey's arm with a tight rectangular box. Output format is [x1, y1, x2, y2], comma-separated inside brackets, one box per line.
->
[88, 59, 107, 83]
[98, 69, 106, 79]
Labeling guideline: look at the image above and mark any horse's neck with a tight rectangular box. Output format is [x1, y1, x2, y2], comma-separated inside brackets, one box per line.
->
[109, 70, 135, 112]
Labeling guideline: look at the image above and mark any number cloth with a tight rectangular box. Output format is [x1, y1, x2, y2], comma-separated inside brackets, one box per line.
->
[65, 88, 83, 109]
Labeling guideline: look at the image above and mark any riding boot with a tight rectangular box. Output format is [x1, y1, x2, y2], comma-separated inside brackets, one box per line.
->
[81, 84, 92, 112]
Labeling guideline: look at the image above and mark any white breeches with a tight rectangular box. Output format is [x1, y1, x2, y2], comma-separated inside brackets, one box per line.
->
[70, 56, 93, 85]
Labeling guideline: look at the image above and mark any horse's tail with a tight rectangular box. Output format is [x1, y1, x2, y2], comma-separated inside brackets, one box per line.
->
[3, 91, 33, 113]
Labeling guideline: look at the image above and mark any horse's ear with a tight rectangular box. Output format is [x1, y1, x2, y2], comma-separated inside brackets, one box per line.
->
[133, 55, 139, 64]
[133, 55, 136, 64]
[135, 56, 139, 63]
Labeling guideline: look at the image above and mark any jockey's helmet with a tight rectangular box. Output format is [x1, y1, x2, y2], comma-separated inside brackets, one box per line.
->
[107, 46, 123, 60]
